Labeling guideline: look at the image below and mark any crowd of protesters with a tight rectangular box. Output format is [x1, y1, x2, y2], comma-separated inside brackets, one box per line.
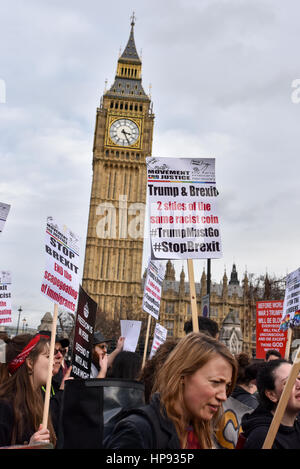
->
[0, 316, 299, 450]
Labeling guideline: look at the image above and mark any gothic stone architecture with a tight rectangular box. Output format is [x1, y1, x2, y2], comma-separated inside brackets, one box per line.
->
[82, 17, 154, 319]
[149, 262, 258, 356]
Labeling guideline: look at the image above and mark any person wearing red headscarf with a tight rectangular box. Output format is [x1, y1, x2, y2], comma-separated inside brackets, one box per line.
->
[0, 333, 56, 447]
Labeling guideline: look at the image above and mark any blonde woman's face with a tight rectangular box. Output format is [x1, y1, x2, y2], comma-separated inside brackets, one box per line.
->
[182, 355, 232, 421]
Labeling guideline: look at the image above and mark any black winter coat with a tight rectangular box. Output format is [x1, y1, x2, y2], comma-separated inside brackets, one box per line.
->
[104, 393, 181, 449]
[241, 404, 300, 449]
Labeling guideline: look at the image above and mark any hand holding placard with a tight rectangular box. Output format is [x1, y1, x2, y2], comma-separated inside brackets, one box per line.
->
[120, 320, 141, 352]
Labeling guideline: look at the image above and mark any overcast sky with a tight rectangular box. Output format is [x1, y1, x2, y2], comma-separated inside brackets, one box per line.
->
[1, 0, 300, 328]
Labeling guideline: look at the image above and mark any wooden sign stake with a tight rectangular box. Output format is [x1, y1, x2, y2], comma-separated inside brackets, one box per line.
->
[187, 259, 199, 333]
[284, 328, 292, 361]
[142, 314, 152, 368]
[262, 344, 300, 449]
[42, 303, 58, 429]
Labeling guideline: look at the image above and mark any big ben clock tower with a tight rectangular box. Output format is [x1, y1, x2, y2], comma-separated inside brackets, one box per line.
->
[82, 15, 154, 320]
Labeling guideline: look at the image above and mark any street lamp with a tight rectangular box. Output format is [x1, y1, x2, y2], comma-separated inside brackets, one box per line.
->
[22, 318, 26, 333]
[16, 306, 22, 335]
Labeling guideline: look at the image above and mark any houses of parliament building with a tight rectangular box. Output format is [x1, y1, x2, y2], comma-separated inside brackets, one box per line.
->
[82, 16, 264, 357]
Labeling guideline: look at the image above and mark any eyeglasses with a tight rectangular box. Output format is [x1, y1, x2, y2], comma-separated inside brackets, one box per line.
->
[54, 348, 66, 356]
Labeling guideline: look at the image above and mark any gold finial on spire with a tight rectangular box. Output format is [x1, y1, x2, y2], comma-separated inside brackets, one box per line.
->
[131, 11, 136, 27]
[149, 83, 152, 99]
[104, 78, 108, 92]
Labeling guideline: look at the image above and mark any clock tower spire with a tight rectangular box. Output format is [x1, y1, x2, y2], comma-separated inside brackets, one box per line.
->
[82, 16, 154, 321]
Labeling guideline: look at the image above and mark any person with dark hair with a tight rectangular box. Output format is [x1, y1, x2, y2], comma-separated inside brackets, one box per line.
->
[0, 333, 56, 447]
[108, 351, 142, 381]
[105, 332, 237, 449]
[240, 359, 300, 449]
[265, 349, 282, 361]
[138, 338, 179, 403]
[231, 353, 261, 410]
[90, 331, 125, 378]
[184, 316, 219, 338]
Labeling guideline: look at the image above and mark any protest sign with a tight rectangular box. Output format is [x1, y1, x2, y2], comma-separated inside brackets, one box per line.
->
[0, 270, 12, 324]
[142, 259, 166, 320]
[146, 157, 222, 260]
[142, 259, 166, 365]
[71, 286, 97, 379]
[120, 320, 141, 352]
[0, 202, 10, 233]
[280, 267, 300, 330]
[149, 323, 168, 359]
[256, 300, 288, 359]
[41, 217, 80, 314]
[41, 217, 80, 429]
[215, 396, 252, 449]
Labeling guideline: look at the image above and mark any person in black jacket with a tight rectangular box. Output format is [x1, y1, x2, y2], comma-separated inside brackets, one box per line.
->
[240, 359, 300, 449]
[105, 332, 238, 449]
[231, 353, 262, 410]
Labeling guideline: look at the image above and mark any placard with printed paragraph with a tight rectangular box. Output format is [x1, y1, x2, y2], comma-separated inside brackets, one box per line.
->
[71, 286, 97, 379]
[0, 270, 12, 325]
[0, 202, 10, 233]
[256, 300, 288, 359]
[142, 259, 166, 320]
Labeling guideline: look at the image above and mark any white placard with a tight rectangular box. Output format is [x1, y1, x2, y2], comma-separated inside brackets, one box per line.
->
[280, 267, 300, 330]
[0, 203, 11, 233]
[120, 319, 141, 352]
[149, 323, 168, 359]
[146, 157, 222, 260]
[40, 217, 80, 313]
[0, 270, 12, 324]
[142, 259, 166, 320]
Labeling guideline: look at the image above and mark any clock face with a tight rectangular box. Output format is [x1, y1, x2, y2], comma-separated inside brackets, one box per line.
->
[109, 119, 139, 147]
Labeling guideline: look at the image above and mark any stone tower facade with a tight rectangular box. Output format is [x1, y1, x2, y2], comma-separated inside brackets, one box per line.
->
[82, 17, 154, 320]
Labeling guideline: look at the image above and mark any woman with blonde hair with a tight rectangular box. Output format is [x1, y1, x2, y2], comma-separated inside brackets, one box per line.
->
[105, 332, 237, 449]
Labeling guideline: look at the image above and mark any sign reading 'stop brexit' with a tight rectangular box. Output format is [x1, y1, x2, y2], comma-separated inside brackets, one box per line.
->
[146, 157, 222, 260]
[41, 217, 80, 313]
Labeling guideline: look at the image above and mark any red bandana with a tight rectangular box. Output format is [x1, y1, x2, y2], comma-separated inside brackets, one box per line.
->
[8, 334, 48, 375]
